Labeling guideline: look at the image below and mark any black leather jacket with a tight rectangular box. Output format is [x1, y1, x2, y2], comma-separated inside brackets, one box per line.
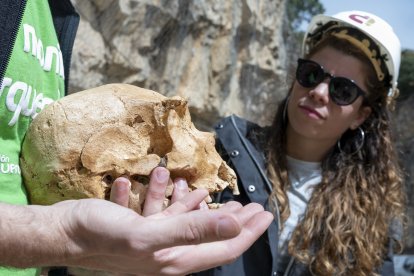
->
[195, 115, 399, 276]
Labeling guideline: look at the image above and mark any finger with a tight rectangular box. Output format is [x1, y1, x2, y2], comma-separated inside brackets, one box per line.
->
[206, 202, 265, 232]
[199, 200, 209, 210]
[142, 167, 170, 217]
[110, 177, 131, 207]
[156, 209, 274, 275]
[138, 209, 244, 252]
[193, 210, 273, 273]
[155, 188, 209, 218]
[225, 202, 265, 225]
[215, 200, 243, 212]
[171, 178, 189, 204]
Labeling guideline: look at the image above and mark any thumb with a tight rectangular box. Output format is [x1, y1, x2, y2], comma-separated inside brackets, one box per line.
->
[142, 211, 241, 250]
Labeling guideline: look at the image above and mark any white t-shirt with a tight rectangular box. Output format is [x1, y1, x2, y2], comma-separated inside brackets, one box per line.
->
[276, 155, 322, 271]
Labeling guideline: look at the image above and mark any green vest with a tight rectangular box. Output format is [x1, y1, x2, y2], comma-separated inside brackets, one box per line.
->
[0, 0, 64, 274]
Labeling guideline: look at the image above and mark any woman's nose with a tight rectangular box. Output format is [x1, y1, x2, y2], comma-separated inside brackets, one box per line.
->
[308, 81, 330, 105]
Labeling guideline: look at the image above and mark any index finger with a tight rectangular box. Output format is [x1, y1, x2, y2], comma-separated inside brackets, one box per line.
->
[142, 167, 171, 217]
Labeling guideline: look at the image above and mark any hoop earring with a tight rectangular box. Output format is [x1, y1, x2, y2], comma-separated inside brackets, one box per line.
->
[337, 127, 365, 155]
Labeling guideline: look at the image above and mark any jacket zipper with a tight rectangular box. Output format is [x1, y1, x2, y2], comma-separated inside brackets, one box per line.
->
[0, 0, 27, 90]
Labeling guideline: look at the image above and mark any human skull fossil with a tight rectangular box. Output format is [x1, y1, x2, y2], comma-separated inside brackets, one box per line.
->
[20, 84, 238, 213]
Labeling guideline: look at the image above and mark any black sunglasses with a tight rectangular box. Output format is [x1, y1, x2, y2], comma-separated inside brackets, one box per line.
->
[296, 58, 366, 106]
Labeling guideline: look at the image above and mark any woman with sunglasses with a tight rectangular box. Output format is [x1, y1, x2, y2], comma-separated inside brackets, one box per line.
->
[194, 10, 405, 276]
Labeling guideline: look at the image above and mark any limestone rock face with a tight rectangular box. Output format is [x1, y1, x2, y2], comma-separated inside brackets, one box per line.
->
[69, 0, 291, 128]
[20, 84, 238, 214]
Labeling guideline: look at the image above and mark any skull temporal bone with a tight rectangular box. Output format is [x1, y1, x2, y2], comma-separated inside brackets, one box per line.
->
[20, 84, 238, 214]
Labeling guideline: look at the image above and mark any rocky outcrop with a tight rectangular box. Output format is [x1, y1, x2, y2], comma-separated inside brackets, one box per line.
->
[69, 0, 291, 129]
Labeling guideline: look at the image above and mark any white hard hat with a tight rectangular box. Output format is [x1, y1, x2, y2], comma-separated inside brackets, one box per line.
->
[303, 11, 401, 97]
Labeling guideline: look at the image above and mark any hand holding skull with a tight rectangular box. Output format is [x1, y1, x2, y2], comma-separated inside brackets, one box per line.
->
[20, 84, 239, 213]
[0, 84, 273, 275]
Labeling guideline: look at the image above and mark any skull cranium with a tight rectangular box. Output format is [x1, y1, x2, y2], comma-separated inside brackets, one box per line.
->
[20, 84, 238, 213]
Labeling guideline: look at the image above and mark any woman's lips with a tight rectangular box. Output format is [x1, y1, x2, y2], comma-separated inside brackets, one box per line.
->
[299, 105, 324, 119]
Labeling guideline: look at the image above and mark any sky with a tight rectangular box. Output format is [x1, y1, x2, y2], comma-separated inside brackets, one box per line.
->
[318, 0, 414, 50]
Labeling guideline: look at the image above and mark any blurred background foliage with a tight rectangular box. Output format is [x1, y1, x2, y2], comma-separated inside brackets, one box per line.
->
[398, 50, 414, 101]
[286, 0, 325, 30]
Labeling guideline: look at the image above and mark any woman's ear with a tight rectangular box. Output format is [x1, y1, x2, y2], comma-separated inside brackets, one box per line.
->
[350, 106, 372, 130]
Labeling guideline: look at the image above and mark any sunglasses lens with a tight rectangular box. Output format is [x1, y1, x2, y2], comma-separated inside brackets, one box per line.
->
[296, 59, 365, 106]
[297, 60, 324, 87]
[329, 78, 359, 105]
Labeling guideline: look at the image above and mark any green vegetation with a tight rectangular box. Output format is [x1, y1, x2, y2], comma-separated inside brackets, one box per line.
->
[286, 0, 325, 53]
[398, 50, 414, 101]
[286, 0, 325, 30]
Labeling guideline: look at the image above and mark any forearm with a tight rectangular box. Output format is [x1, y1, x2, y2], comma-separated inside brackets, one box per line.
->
[0, 202, 70, 268]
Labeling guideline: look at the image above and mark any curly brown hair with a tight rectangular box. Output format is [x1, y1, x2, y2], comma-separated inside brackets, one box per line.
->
[267, 36, 406, 275]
